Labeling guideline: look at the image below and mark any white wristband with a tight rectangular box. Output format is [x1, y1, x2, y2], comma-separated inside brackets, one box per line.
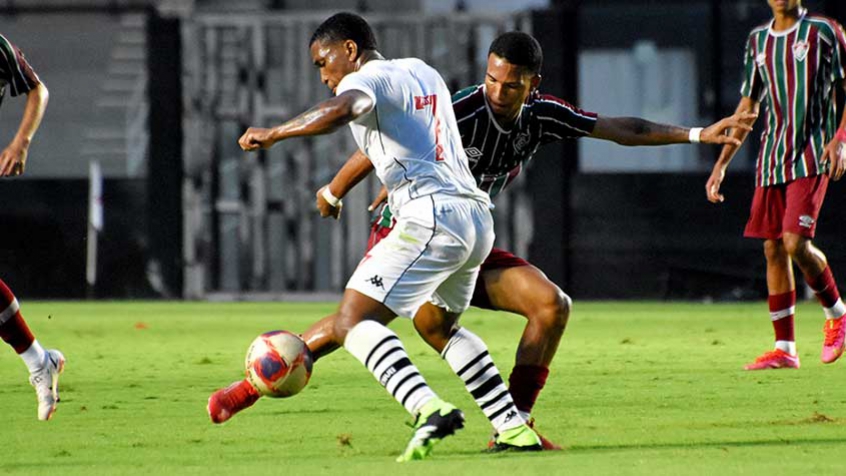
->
[689, 127, 703, 144]
[321, 186, 342, 207]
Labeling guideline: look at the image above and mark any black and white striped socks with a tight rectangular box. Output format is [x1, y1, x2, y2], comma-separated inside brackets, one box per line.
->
[442, 327, 525, 433]
[344, 320, 436, 415]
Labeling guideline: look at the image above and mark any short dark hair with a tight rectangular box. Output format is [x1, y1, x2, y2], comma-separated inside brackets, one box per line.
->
[309, 12, 378, 51]
[488, 31, 543, 74]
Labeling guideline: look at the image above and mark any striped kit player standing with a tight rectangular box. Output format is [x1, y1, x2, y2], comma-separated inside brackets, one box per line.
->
[706, 0, 846, 369]
[0, 33, 64, 419]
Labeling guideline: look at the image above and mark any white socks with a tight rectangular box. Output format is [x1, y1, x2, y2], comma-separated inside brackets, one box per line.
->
[442, 327, 524, 433]
[344, 320, 435, 415]
[774, 340, 797, 355]
[20, 339, 46, 374]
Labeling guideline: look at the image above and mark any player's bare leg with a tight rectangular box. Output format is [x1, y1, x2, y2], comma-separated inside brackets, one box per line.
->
[413, 303, 541, 452]
[783, 233, 846, 363]
[302, 313, 341, 360]
[478, 265, 569, 448]
[746, 239, 800, 370]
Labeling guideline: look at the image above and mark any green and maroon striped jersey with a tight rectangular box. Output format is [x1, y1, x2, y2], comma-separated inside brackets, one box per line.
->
[452, 84, 597, 198]
[0, 34, 40, 109]
[741, 10, 846, 187]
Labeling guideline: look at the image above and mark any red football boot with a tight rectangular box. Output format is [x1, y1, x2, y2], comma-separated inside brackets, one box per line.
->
[207, 379, 260, 423]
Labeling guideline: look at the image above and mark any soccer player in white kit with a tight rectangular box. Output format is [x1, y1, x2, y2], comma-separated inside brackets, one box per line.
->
[210, 12, 542, 460]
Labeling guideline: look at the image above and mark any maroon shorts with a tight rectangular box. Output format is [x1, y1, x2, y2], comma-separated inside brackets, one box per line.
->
[471, 247, 531, 310]
[367, 222, 531, 310]
[744, 174, 829, 240]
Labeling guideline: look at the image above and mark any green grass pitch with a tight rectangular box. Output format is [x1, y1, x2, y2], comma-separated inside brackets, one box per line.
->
[1, 301, 844, 475]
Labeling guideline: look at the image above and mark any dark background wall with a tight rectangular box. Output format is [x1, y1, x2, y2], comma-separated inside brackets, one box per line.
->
[568, 174, 846, 300]
[0, 179, 153, 298]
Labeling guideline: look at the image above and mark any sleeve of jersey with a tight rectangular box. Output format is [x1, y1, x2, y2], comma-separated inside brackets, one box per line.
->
[334, 70, 378, 114]
[830, 20, 846, 81]
[535, 95, 598, 144]
[740, 35, 764, 101]
[0, 38, 40, 97]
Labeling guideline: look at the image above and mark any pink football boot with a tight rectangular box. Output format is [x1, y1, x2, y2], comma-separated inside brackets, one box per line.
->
[744, 349, 800, 370]
[821, 316, 846, 364]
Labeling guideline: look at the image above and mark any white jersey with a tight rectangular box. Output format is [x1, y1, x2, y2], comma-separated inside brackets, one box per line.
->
[335, 58, 490, 218]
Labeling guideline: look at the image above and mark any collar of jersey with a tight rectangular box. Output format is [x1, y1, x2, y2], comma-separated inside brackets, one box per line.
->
[767, 8, 807, 37]
[482, 83, 524, 134]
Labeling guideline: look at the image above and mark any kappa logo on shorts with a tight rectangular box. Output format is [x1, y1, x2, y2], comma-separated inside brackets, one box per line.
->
[367, 275, 385, 290]
[799, 215, 815, 229]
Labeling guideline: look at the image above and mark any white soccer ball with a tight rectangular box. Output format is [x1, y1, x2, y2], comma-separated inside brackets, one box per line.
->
[245, 331, 313, 398]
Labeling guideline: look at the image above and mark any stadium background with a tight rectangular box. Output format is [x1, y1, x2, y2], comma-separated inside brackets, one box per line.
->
[0, 0, 843, 301]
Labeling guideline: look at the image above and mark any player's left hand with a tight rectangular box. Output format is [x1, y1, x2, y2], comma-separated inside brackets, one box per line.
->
[238, 127, 277, 151]
[316, 186, 342, 220]
[823, 135, 846, 181]
[0, 142, 27, 177]
[700, 112, 757, 146]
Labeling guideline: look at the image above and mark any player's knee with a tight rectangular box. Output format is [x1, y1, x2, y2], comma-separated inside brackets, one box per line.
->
[413, 312, 455, 353]
[531, 287, 571, 332]
[763, 239, 788, 262]
[782, 233, 809, 259]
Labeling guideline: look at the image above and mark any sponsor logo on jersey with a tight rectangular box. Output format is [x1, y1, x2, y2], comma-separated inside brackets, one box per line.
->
[756, 52, 767, 66]
[799, 215, 815, 229]
[464, 147, 483, 160]
[792, 41, 809, 62]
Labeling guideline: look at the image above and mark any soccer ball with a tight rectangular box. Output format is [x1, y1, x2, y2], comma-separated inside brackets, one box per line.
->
[245, 331, 313, 398]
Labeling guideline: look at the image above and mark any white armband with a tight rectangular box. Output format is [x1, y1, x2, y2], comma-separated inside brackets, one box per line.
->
[321, 187, 342, 207]
[689, 127, 703, 144]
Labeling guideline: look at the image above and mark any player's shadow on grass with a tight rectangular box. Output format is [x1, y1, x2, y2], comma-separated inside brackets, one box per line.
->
[569, 437, 846, 452]
[445, 437, 845, 458]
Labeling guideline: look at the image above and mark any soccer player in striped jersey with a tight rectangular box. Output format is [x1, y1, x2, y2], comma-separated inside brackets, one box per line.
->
[308, 32, 752, 450]
[706, 0, 846, 370]
[0, 33, 64, 420]
[209, 13, 544, 460]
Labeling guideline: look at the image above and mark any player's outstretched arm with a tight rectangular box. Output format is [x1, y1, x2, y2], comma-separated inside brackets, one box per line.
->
[316, 149, 374, 220]
[822, 79, 846, 182]
[0, 82, 48, 177]
[589, 111, 755, 147]
[238, 90, 374, 151]
[706, 97, 760, 203]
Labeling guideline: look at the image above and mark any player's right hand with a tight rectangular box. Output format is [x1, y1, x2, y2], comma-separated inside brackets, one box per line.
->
[706, 168, 726, 203]
[238, 127, 277, 151]
[316, 186, 342, 220]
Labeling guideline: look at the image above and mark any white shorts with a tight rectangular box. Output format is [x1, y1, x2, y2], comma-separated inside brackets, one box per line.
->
[346, 194, 494, 318]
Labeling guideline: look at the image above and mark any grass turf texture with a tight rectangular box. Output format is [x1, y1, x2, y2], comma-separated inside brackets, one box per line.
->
[1, 301, 845, 475]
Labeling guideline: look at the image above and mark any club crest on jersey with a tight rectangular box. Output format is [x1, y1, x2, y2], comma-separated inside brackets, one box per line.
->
[792, 41, 809, 62]
[514, 132, 532, 154]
